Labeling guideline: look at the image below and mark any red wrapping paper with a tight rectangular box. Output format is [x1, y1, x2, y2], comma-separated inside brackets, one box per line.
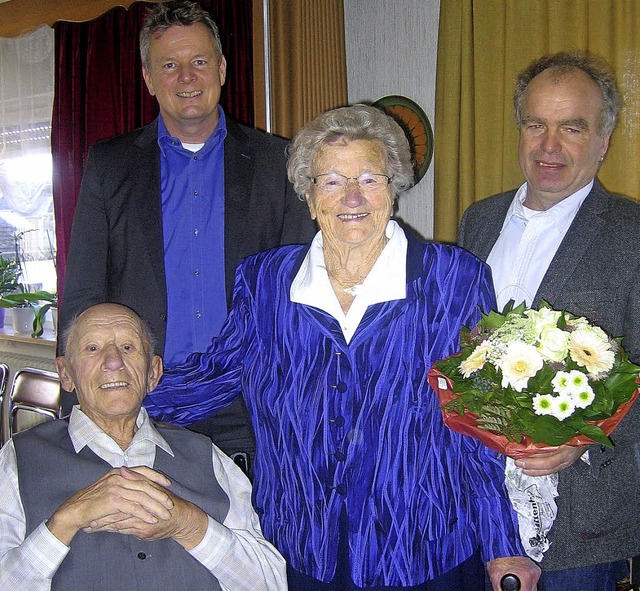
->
[427, 366, 639, 459]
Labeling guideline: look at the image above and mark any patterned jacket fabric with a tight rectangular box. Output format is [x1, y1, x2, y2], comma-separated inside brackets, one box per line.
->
[145, 233, 525, 587]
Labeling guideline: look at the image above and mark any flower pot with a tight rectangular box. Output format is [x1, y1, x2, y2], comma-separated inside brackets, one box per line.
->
[12, 306, 34, 334]
[0, 307, 5, 328]
[51, 306, 58, 334]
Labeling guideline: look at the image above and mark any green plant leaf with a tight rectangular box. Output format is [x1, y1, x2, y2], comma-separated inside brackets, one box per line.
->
[526, 414, 577, 446]
[31, 302, 54, 338]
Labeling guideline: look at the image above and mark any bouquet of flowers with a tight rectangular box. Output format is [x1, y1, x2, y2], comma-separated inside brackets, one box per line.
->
[428, 301, 640, 458]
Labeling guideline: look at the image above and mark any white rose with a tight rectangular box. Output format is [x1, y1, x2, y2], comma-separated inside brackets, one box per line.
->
[537, 326, 569, 362]
[498, 340, 544, 392]
[525, 307, 561, 337]
[566, 316, 590, 330]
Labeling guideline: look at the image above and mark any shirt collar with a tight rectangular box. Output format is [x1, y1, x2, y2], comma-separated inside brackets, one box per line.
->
[502, 180, 593, 233]
[157, 106, 227, 156]
[68, 405, 173, 457]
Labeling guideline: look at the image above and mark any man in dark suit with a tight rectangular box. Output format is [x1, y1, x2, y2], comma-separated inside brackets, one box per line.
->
[458, 52, 640, 591]
[59, 1, 316, 473]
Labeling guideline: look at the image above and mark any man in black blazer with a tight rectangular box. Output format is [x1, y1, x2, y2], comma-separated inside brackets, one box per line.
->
[458, 52, 640, 591]
[60, 1, 316, 472]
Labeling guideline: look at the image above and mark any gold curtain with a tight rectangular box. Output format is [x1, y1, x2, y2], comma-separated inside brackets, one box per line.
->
[265, 0, 347, 139]
[434, 0, 640, 243]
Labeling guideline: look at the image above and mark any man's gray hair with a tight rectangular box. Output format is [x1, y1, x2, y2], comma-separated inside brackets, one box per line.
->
[140, 0, 223, 70]
[286, 104, 415, 198]
[60, 304, 159, 360]
[514, 51, 622, 137]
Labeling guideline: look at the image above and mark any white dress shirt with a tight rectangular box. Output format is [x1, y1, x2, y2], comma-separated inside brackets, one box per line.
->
[0, 406, 286, 591]
[486, 181, 594, 560]
[290, 220, 407, 343]
[487, 181, 592, 310]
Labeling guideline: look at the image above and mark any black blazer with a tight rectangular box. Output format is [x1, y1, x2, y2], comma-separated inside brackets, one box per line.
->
[58, 118, 316, 464]
[458, 181, 640, 570]
[60, 117, 316, 352]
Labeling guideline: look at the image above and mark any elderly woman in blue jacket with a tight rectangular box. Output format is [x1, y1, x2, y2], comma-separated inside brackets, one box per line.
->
[145, 104, 539, 591]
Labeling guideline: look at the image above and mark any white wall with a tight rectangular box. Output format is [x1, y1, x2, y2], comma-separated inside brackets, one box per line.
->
[344, 0, 440, 240]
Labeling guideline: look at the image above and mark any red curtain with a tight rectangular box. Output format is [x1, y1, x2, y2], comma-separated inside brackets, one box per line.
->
[52, 0, 253, 301]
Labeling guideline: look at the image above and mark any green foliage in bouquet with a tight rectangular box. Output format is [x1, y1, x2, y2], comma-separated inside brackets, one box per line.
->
[433, 301, 640, 447]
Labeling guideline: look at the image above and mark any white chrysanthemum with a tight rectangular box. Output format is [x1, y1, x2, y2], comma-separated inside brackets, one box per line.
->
[569, 327, 615, 376]
[570, 384, 595, 409]
[551, 371, 570, 393]
[537, 326, 570, 362]
[552, 370, 587, 394]
[550, 393, 576, 421]
[525, 307, 561, 337]
[532, 393, 555, 416]
[498, 340, 544, 392]
[459, 342, 492, 378]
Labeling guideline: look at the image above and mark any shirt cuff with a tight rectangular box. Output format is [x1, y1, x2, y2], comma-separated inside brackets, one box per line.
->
[25, 522, 70, 579]
[188, 515, 233, 570]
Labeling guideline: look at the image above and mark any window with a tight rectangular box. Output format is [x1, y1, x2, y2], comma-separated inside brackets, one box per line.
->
[0, 25, 55, 293]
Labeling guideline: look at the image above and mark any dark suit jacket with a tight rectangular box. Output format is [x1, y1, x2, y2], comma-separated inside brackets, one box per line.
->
[458, 181, 640, 570]
[59, 117, 316, 461]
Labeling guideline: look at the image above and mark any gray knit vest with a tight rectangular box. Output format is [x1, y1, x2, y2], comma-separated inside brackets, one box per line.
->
[14, 418, 229, 590]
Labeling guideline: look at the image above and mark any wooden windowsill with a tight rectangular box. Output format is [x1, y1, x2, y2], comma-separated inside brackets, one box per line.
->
[0, 324, 56, 347]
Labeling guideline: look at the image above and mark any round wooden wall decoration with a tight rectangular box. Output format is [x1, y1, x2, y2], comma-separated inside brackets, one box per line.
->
[374, 95, 433, 185]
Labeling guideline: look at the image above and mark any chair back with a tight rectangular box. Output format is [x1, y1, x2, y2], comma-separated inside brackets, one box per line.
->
[8, 367, 61, 441]
[0, 363, 10, 445]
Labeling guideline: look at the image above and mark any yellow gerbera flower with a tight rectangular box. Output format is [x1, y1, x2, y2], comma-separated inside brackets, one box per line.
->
[569, 327, 615, 376]
[459, 342, 491, 378]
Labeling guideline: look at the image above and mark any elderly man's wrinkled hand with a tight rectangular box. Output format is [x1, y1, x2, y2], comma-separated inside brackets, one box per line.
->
[515, 444, 586, 476]
[487, 556, 540, 591]
[84, 466, 209, 550]
[46, 466, 174, 546]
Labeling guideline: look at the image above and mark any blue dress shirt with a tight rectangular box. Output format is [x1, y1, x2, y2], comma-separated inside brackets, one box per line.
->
[158, 110, 227, 363]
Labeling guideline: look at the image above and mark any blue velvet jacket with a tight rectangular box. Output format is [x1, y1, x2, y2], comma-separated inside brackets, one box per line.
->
[145, 235, 525, 587]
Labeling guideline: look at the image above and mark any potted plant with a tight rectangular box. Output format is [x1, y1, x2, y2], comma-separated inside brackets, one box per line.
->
[0, 254, 21, 328]
[0, 287, 56, 336]
[1, 230, 57, 337]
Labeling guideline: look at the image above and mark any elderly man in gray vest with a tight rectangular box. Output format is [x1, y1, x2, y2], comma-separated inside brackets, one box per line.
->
[0, 303, 286, 590]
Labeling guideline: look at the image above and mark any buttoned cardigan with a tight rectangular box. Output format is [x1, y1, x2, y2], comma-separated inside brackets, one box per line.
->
[145, 234, 525, 587]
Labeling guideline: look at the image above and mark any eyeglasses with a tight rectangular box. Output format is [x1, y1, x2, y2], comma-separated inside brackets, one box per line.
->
[310, 172, 392, 194]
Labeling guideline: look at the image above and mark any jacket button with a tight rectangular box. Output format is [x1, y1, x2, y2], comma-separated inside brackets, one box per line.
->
[137, 552, 147, 560]
[330, 416, 345, 427]
[335, 483, 347, 495]
[336, 382, 347, 393]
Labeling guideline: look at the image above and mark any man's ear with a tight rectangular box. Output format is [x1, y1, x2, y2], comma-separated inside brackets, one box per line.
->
[142, 66, 156, 97]
[55, 356, 75, 392]
[218, 55, 227, 87]
[147, 355, 164, 393]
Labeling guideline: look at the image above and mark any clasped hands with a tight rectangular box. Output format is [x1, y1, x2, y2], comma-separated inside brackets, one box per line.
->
[46, 466, 207, 550]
